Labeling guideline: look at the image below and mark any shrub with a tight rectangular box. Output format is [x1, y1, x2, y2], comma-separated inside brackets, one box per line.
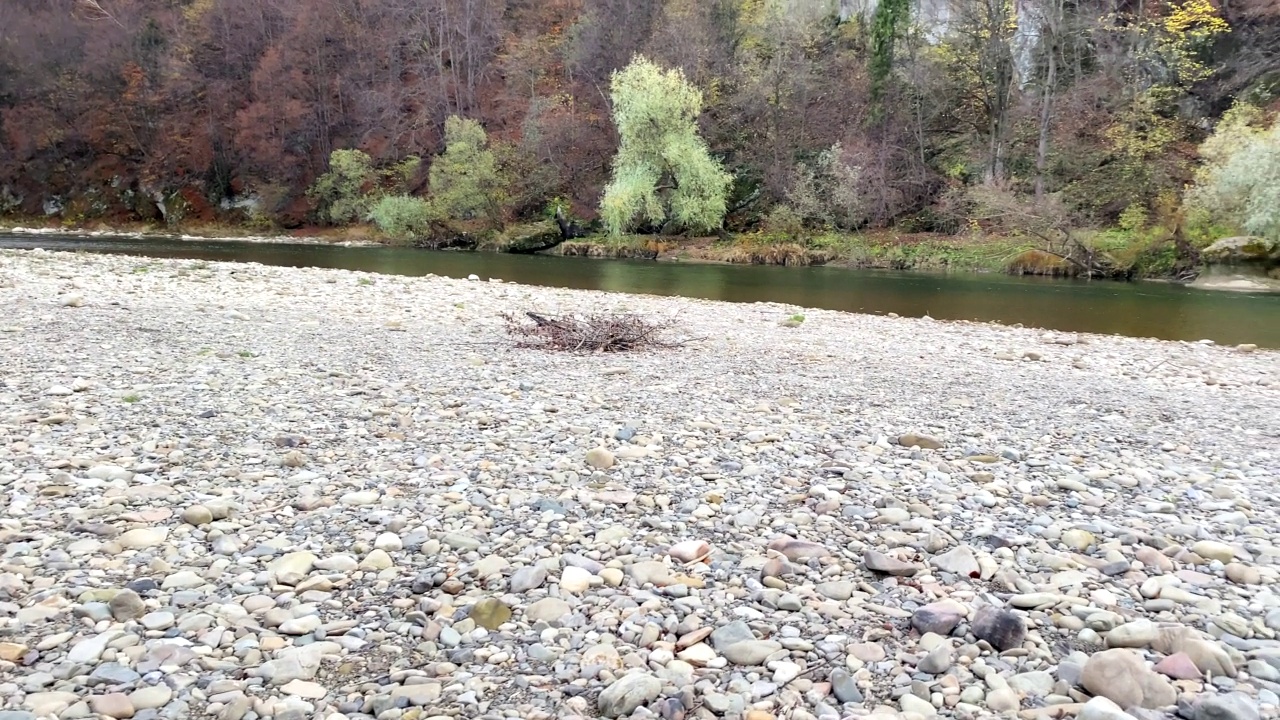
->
[368, 195, 438, 240]
[1187, 103, 1280, 241]
[601, 56, 733, 235]
[785, 143, 864, 230]
[309, 150, 421, 226]
[429, 116, 504, 226]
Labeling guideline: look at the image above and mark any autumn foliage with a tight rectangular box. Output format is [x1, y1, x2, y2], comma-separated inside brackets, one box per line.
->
[0, 0, 1275, 235]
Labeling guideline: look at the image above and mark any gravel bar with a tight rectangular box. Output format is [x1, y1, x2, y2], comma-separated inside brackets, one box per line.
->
[1, 248, 1278, 720]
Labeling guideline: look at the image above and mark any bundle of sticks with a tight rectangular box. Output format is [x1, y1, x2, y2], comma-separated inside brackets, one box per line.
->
[501, 311, 682, 353]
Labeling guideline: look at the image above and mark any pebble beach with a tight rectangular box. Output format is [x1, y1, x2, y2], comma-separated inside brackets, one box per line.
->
[1, 247, 1278, 720]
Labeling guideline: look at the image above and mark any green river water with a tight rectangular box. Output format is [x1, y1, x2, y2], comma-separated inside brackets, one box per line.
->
[2, 234, 1277, 348]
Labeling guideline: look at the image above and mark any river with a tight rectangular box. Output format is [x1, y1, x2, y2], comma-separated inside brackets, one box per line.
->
[3, 233, 1278, 348]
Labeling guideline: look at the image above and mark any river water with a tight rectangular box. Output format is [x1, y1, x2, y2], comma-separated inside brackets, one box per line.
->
[3, 234, 1278, 347]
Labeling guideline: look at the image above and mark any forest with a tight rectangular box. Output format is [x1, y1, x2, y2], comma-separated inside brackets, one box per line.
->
[1, 0, 1278, 277]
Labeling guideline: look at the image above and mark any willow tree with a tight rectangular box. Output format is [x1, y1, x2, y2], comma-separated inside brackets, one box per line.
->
[601, 56, 732, 235]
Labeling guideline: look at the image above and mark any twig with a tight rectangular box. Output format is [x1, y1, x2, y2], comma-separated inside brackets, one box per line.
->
[501, 311, 685, 353]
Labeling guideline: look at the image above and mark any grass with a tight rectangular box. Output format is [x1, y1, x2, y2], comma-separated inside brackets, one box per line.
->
[122, 394, 141, 403]
[556, 230, 1031, 272]
[555, 234, 667, 260]
[357, 276, 374, 286]
[237, 350, 255, 358]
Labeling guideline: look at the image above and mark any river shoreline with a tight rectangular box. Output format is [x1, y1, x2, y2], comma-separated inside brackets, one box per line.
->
[0, 220, 1147, 279]
[1, 249, 1278, 720]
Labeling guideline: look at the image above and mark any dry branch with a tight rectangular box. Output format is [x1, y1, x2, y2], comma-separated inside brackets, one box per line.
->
[501, 311, 684, 353]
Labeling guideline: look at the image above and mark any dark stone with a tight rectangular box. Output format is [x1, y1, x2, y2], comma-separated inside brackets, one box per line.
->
[125, 578, 159, 594]
[972, 605, 1027, 651]
[911, 601, 966, 636]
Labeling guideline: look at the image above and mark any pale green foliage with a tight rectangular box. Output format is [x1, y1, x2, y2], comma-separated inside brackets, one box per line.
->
[429, 116, 504, 225]
[310, 149, 374, 224]
[786, 143, 864, 230]
[1188, 104, 1280, 240]
[601, 56, 732, 235]
[368, 195, 438, 240]
[309, 150, 420, 225]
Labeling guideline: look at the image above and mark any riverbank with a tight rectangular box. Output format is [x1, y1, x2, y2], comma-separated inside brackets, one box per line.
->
[1, 249, 1278, 720]
[0, 218, 1181, 278]
[551, 233, 1033, 273]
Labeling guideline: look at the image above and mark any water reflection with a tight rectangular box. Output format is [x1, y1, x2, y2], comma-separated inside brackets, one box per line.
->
[2, 235, 1277, 347]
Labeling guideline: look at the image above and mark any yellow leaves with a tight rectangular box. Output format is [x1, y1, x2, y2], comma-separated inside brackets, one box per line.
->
[181, 0, 215, 26]
[1163, 0, 1229, 40]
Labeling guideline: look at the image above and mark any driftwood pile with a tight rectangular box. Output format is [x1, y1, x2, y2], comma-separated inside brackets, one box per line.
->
[501, 311, 682, 353]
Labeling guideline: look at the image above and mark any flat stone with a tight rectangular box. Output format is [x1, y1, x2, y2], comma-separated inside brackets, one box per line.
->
[898, 432, 944, 449]
[117, 528, 168, 550]
[270, 551, 317, 585]
[1193, 692, 1261, 720]
[930, 545, 980, 576]
[721, 640, 782, 666]
[1082, 648, 1177, 709]
[862, 549, 919, 576]
[711, 621, 756, 652]
[912, 599, 968, 635]
[766, 537, 830, 562]
[525, 598, 571, 625]
[128, 685, 173, 710]
[628, 560, 674, 586]
[279, 679, 328, 699]
[160, 571, 204, 590]
[509, 565, 546, 592]
[1079, 696, 1140, 720]
[597, 673, 660, 718]
[468, 598, 512, 630]
[1107, 620, 1158, 648]
[1191, 540, 1237, 563]
[89, 693, 134, 719]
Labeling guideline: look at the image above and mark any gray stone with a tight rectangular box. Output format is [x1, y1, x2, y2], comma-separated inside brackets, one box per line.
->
[830, 668, 861, 704]
[721, 640, 782, 666]
[917, 643, 952, 674]
[509, 565, 547, 593]
[109, 590, 146, 621]
[596, 673, 660, 718]
[972, 605, 1027, 651]
[710, 621, 756, 652]
[912, 600, 967, 636]
[930, 545, 980, 576]
[1193, 692, 1261, 720]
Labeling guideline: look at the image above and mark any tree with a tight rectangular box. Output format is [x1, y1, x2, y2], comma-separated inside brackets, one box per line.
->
[309, 149, 420, 225]
[1189, 104, 1280, 240]
[428, 115, 504, 225]
[600, 56, 732, 235]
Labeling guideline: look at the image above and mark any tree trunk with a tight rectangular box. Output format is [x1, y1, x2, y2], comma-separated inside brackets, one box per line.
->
[1034, 35, 1056, 200]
